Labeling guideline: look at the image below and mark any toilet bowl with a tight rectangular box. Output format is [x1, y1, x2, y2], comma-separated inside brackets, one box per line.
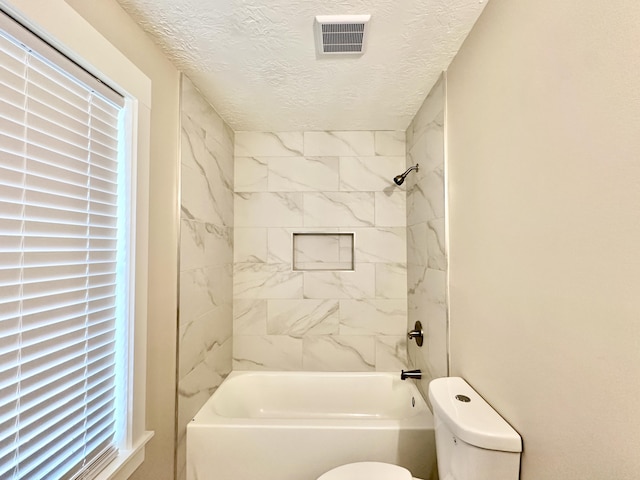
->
[317, 462, 422, 480]
[316, 376, 522, 480]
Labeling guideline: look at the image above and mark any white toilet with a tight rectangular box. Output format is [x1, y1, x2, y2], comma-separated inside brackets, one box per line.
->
[317, 461, 420, 480]
[317, 376, 522, 480]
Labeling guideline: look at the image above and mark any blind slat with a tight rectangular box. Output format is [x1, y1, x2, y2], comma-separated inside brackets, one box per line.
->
[19, 367, 116, 431]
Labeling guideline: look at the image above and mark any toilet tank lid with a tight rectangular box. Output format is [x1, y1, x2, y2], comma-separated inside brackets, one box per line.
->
[428, 377, 522, 453]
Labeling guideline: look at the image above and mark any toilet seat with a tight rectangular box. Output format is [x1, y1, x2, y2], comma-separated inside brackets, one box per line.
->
[317, 462, 414, 480]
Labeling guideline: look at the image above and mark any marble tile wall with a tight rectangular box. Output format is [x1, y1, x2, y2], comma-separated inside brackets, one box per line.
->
[405, 74, 448, 397]
[233, 131, 408, 372]
[177, 76, 234, 480]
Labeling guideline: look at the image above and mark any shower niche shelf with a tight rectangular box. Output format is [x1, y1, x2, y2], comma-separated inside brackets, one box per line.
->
[292, 233, 354, 271]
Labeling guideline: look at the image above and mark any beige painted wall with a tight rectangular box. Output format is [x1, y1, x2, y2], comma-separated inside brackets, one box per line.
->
[446, 0, 640, 478]
[63, 1, 181, 479]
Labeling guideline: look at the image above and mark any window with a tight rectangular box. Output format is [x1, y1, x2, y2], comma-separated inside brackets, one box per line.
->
[0, 10, 135, 480]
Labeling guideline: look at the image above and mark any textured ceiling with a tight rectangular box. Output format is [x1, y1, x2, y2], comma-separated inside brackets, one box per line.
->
[116, 0, 488, 131]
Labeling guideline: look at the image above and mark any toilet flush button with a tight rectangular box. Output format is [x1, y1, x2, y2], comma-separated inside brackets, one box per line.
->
[455, 394, 471, 403]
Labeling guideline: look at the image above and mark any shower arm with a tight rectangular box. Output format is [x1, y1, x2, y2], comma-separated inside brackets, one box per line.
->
[399, 165, 418, 177]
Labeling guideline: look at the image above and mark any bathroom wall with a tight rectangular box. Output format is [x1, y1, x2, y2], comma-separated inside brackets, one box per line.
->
[61, 1, 181, 479]
[177, 76, 234, 480]
[233, 131, 408, 371]
[405, 74, 448, 396]
[446, 0, 640, 478]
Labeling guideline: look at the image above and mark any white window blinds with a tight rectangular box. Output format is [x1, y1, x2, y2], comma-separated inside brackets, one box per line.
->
[0, 11, 127, 480]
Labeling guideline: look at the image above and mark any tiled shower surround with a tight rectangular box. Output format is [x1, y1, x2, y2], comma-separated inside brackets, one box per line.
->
[232, 131, 409, 371]
[405, 74, 448, 394]
[175, 77, 446, 477]
[177, 76, 234, 480]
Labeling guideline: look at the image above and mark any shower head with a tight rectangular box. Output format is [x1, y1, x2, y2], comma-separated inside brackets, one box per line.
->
[393, 164, 419, 185]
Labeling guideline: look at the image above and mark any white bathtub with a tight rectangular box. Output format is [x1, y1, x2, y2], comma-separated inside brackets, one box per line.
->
[186, 371, 436, 480]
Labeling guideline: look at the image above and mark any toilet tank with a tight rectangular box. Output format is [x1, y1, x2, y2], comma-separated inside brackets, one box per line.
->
[428, 377, 522, 480]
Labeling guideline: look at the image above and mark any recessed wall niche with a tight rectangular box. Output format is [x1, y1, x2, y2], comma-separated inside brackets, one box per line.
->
[292, 233, 354, 271]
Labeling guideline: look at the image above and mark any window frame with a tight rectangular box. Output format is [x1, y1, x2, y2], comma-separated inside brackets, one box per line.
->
[0, 1, 153, 479]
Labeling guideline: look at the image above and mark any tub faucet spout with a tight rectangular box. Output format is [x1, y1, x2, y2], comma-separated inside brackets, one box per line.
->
[400, 369, 422, 381]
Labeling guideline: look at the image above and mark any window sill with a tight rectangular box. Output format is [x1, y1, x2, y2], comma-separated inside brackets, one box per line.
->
[95, 431, 155, 480]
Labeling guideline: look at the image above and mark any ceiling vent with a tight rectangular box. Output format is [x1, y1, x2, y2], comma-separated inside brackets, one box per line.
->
[314, 15, 371, 56]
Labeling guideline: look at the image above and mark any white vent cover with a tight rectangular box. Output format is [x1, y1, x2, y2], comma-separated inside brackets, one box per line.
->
[315, 15, 371, 55]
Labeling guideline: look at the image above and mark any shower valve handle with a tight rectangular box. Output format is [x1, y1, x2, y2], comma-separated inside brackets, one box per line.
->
[407, 321, 423, 347]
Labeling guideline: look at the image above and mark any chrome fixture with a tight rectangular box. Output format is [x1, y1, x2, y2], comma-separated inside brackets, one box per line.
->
[401, 369, 422, 380]
[407, 320, 423, 346]
[393, 164, 419, 185]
